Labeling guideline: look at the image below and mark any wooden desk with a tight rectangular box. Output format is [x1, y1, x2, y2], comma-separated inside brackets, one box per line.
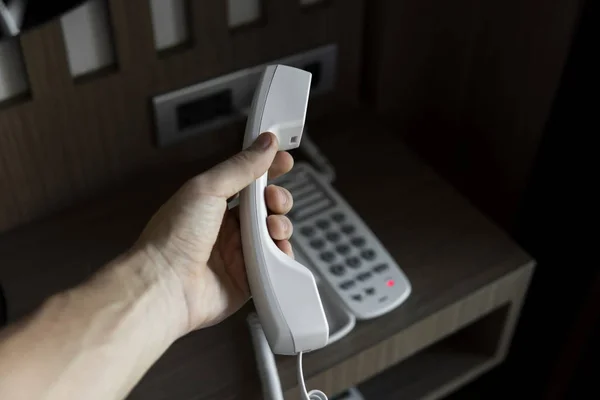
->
[0, 112, 534, 399]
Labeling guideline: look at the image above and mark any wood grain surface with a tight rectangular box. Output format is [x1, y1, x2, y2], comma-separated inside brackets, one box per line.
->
[286, 265, 533, 399]
[0, 0, 364, 233]
[0, 112, 533, 399]
[363, 0, 584, 228]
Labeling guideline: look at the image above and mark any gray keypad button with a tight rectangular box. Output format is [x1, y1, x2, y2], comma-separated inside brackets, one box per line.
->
[374, 263, 389, 273]
[341, 224, 356, 235]
[340, 280, 355, 290]
[326, 231, 341, 242]
[329, 264, 345, 276]
[361, 249, 376, 261]
[351, 237, 366, 247]
[332, 212, 345, 222]
[352, 294, 362, 301]
[316, 219, 331, 230]
[301, 226, 315, 237]
[346, 256, 361, 268]
[365, 287, 375, 296]
[357, 272, 372, 281]
[336, 244, 351, 255]
[321, 251, 336, 263]
[310, 238, 325, 250]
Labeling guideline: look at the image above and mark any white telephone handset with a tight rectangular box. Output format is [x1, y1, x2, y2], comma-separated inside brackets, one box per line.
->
[240, 65, 329, 356]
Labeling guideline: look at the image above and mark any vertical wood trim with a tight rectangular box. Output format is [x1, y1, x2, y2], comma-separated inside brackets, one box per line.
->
[189, 0, 231, 75]
[264, 0, 302, 51]
[0, 109, 28, 225]
[266, 0, 301, 26]
[19, 22, 71, 98]
[108, 0, 157, 71]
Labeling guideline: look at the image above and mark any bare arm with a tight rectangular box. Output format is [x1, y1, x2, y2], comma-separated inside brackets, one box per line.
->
[0, 132, 296, 400]
[0, 251, 183, 400]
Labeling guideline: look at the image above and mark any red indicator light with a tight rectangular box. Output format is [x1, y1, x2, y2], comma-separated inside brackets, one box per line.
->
[386, 279, 395, 287]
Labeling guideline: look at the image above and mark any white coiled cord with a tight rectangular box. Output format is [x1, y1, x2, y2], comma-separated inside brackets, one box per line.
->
[248, 313, 328, 400]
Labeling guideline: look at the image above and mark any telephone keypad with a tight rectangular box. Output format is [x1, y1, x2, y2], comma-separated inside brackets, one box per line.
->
[271, 163, 411, 320]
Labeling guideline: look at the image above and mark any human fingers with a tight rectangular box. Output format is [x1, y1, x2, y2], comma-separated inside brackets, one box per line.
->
[266, 215, 293, 241]
[267, 151, 294, 180]
[275, 240, 294, 258]
[265, 185, 293, 215]
[196, 132, 278, 198]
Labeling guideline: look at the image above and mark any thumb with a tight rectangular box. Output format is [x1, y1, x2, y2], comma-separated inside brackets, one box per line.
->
[199, 132, 278, 198]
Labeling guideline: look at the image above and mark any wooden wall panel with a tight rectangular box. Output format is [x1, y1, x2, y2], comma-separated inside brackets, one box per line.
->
[0, 0, 364, 233]
[108, 0, 157, 69]
[20, 23, 72, 97]
[364, 0, 584, 228]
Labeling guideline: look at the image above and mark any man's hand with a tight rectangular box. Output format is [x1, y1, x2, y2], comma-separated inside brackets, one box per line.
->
[135, 131, 294, 335]
[0, 131, 296, 400]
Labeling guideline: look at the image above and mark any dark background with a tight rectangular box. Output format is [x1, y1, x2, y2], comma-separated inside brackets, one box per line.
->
[451, 0, 598, 397]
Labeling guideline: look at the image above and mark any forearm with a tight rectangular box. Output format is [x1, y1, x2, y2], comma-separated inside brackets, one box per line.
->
[0, 249, 185, 400]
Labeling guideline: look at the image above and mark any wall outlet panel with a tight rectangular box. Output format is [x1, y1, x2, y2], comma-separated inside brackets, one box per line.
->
[152, 44, 337, 147]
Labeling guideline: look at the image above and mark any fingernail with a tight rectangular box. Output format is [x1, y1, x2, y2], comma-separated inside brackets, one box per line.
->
[255, 132, 273, 150]
[278, 187, 288, 205]
[279, 218, 289, 234]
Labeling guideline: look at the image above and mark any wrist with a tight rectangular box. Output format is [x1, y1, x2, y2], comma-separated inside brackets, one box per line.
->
[88, 247, 190, 342]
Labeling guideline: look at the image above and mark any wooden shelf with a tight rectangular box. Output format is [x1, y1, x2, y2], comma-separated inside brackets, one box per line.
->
[357, 304, 509, 399]
[0, 111, 534, 400]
